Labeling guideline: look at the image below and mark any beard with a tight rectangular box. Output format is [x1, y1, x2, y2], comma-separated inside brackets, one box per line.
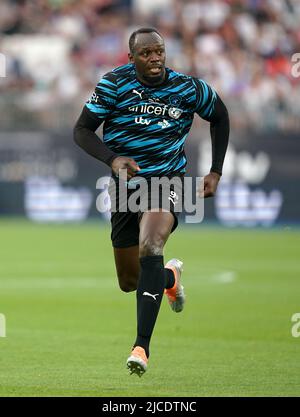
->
[142, 70, 166, 86]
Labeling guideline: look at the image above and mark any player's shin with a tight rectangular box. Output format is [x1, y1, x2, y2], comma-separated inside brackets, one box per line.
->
[133, 255, 166, 358]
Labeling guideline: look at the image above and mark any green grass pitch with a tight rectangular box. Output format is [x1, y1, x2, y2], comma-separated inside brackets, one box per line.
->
[0, 219, 299, 397]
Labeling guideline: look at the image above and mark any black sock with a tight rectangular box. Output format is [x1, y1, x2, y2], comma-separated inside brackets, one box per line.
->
[134, 255, 166, 358]
[165, 268, 175, 289]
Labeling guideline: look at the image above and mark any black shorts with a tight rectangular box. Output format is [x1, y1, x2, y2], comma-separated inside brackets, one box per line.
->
[108, 174, 184, 248]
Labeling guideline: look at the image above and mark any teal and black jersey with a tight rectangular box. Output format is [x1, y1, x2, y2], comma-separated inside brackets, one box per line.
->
[85, 64, 217, 178]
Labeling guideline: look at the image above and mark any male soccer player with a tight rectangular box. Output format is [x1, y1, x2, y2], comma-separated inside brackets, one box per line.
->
[74, 28, 229, 377]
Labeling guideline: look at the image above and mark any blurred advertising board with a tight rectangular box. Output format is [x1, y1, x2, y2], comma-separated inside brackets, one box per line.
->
[0, 130, 299, 226]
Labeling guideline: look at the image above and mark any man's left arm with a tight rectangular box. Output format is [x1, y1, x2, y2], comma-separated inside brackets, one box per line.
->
[202, 94, 230, 198]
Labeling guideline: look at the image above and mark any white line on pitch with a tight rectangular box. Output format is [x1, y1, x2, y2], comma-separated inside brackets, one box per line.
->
[213, 271, 237, 283]
[0, 277, 115, 289]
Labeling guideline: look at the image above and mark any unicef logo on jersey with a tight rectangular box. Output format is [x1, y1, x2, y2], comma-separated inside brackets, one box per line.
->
[168, 107, 183, 119]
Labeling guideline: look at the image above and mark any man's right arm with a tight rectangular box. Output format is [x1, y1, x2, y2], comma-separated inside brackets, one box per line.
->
[73, 107, 118, 167]
[73, 106, 141, 178]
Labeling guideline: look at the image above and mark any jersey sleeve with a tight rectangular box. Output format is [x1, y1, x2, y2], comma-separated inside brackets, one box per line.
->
[193, 78, 217, 120]
[85, 72, 118, 122]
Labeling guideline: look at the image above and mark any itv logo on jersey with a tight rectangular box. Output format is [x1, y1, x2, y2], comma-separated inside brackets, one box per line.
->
[135, 116, 151, 125]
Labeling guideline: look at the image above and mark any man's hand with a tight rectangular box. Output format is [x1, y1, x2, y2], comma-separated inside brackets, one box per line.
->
[198, 171, 221, 198]
[111, 156, 141, 180]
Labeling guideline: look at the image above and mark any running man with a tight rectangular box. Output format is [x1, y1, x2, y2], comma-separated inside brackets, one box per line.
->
[74, 27, 230, 376]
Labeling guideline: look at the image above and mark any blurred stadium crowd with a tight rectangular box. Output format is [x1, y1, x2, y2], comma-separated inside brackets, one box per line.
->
[0, 0, 299, 132]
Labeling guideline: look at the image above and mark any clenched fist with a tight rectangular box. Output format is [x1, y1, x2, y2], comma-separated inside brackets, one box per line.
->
[198, 171, 221, 198]
[111, 156, 141, 180]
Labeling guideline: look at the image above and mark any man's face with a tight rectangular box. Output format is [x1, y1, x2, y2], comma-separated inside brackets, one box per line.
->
[128, 32, 166, 84]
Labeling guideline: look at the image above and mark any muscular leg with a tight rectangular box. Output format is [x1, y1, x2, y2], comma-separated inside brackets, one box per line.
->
[133, 210, 175, 357]
[113, 211, 174, 292]
[139, 210, 174, 257]
[113, 246, 139, 292]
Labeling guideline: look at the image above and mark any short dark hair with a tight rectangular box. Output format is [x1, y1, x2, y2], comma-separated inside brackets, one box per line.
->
[129, 27, 162, 54]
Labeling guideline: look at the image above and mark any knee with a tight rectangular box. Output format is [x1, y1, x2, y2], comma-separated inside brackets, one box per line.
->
[118, 273, 138, 292]
[119, 282, 137, 293]
[139, 234, 165, 257]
